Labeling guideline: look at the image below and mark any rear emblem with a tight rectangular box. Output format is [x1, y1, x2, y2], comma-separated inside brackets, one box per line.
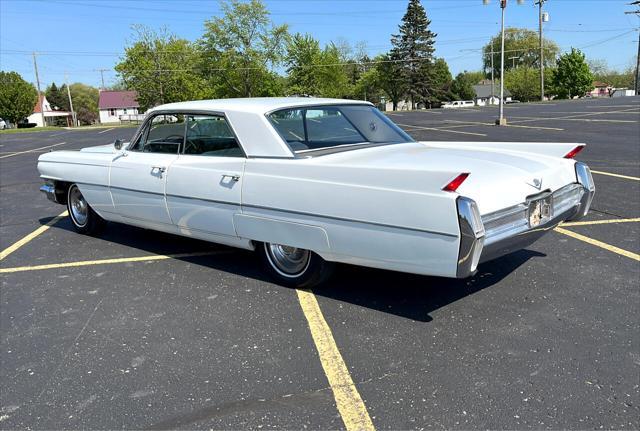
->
[528, 178, 543, 190]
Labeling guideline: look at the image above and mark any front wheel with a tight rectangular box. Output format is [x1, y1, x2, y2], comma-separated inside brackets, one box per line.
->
[258, 242, 334, 288]
[67, 184, 105, 235]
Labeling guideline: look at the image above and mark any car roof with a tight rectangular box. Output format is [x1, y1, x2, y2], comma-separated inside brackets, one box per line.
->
[149, 97, 373, 115]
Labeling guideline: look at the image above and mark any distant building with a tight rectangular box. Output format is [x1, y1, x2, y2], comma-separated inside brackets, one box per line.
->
[588, 81, 612, 98]
[27, 94, 72, 127]
[473, 84, 511, 106]
[98, 90, 142, 124]
[611, 88, 636, 97]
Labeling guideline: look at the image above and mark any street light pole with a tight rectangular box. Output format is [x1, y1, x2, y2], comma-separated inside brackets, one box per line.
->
[498, 0, 507, 125]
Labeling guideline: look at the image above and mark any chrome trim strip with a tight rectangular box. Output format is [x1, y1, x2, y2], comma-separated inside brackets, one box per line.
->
[243, 204, 458, 238]
[456, 197, 485, 278]
[165, 193, 239, 208]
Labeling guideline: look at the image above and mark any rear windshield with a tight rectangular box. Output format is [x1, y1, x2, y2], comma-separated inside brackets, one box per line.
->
[267, 104, 413, 154]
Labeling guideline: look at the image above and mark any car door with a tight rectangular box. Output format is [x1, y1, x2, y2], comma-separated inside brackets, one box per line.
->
[165, 113, 245, 238]
[110, 113, 183, 226]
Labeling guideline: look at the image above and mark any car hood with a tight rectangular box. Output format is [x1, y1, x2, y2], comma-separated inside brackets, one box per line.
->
[310, 142, 577, 214]
[80, 143, 119, 154]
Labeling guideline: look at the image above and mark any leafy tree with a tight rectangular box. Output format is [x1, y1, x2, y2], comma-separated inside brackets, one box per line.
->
[504, 66, 539, 102]
[116, 25, 207, 110]
[353, 68, 384, 104]
[423, 58, 454, 105]
[589, 59, 635, 89]
[376, 53, 407, 110]
[0, 71, 38, 124]
[451, 71, 477, 100]
[391, 0, 436, 108]
[285, 34, 351, 98]
[285, 33, 323, 96]
[68, 83, 99, 125]
[199, 0, 289, 98]
[483, 28, 559, 78]
[552, 48, 594, 99]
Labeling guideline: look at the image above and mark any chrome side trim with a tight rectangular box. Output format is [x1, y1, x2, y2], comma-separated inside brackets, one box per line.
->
[456, 197, 485, 278]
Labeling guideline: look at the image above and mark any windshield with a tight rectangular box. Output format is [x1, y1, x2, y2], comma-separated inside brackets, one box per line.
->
[267, 104, 413, 154]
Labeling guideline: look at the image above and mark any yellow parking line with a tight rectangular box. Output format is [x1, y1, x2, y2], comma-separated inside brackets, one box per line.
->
[591, 170, 640, 181]
[0, 251, 223, 274]
[296, 289, 375, 431]
[555, 227, 639, 261]
[561, 217, 640, 227]
[0, 211, 68, 261]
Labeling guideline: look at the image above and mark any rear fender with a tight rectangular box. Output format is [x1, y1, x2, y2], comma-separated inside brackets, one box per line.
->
[421, 141, 584, 159]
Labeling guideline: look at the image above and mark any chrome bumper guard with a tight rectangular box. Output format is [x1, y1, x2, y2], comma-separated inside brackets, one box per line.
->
[456, 163, 595, 278]
[40, 181, 58, 203]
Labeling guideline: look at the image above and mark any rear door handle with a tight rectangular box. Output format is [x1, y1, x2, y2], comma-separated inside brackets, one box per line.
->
[151, 166, 166, 173]
[221, 174, 240, 182]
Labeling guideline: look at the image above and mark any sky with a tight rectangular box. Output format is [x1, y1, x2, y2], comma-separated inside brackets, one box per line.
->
[0, 0, 638, 90]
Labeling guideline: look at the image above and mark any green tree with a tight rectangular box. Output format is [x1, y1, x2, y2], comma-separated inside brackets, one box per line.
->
[483, 28, 559, 78]
[0, 71, 38, 124]
[423, 58, 454, 105]
[504, 66, 539, 102]
[552, 48, 594, 99]
[199, 0, 289, 98]
[285, 34, 351, 98]
[116, 25, 207, 110]
[376, 53, 407, 110]
[391, 0, 437, 108]
[354, 68, 384, 104]
[589, 59, 635, 89]
[68, 83, 99, 125]
[451, 71, 477, 100]
[46, 82, 68, 111]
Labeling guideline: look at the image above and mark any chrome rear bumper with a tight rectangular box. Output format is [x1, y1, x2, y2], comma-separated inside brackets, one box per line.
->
[456, 162, 595, 278]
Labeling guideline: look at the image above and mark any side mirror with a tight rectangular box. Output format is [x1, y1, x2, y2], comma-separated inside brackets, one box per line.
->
[114, 139, 123, 150]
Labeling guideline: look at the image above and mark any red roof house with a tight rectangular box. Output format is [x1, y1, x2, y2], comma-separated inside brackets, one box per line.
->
[98, 90, 142, 124]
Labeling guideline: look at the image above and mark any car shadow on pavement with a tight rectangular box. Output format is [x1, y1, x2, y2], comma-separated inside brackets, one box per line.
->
[43, 217, 544, 322]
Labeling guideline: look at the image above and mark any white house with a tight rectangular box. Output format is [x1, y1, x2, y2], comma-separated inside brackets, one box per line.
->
[98, 90, 142, 124]
[27, 94, 72, 127]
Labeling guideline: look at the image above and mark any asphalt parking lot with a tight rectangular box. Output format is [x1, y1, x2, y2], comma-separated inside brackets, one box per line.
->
[1, 97, 638, 429]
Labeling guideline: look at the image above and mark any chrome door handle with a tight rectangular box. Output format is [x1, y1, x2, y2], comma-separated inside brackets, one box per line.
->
[151, 166, 166, 173]
[221, 174, 240, 182]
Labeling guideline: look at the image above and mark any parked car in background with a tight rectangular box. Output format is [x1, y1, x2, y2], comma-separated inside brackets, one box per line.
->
[37, 98, 595, 287]
[442, 100, 475, 109]
[0, 118, 8, 129]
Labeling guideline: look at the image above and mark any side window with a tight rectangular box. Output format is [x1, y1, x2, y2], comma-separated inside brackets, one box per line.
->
[131, 114, 184, 154]
[184, 115, 243, 157]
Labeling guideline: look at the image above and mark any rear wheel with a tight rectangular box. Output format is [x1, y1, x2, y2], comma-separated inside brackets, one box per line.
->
[67, 184, 105, 235]
[259, 242, 334, 288]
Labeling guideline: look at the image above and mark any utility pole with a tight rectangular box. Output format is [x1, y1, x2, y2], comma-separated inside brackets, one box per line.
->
[626, 3, 640, 95]
[491, 50, 495, 102]
[94, 68, 109, 89]
[65, 72, 76, 127]
[32, 52, 46, 128]
[536, 0, 547, 101]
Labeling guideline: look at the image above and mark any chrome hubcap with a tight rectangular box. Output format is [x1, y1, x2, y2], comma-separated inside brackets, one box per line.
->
[69, 186, 88, 227]
[266, 243, 311, 276]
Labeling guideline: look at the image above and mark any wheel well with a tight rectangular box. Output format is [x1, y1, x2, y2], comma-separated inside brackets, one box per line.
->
[54, 181, 72, 205]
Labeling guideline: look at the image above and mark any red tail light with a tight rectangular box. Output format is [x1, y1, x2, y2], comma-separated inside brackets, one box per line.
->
[564, 145, 584, 159]
[443, 173, 470, 192]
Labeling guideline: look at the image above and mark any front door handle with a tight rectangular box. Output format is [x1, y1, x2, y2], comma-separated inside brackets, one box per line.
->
[221, 174, 240, 182]
[151, 166, 166, 173]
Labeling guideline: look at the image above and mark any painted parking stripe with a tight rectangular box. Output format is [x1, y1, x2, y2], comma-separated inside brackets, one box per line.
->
[554, 227, 640, 261]
[98, 128, 115, 134]
[396, 123, 487, 137]
[0, 250, 225, 274]
[561, 217, 640, 227]
[591, 170, 640, 181]
[0, 142, 68, 159]
[0, 211, 68, 261]
[296, 289, 375, 431]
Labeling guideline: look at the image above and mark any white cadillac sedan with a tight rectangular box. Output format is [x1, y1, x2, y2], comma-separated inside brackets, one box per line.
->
[37, 98, 595, 287]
